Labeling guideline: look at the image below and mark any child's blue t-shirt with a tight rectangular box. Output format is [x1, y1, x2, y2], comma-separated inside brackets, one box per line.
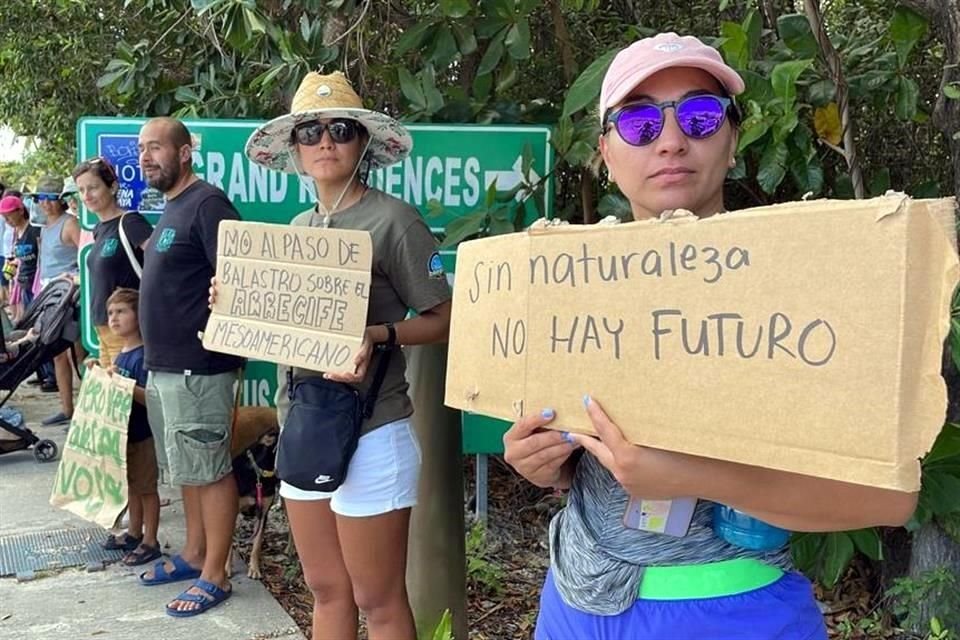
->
[113, 346, 151, 443]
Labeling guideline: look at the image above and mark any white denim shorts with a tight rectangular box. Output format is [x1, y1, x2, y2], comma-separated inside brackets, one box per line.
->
[279, 417, 422, 517]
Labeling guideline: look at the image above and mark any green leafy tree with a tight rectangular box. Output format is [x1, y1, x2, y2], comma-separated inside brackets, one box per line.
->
[0, 0, 139, 147]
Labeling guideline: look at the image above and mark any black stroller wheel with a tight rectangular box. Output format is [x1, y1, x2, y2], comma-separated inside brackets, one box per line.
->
[34, 439, 59, 463]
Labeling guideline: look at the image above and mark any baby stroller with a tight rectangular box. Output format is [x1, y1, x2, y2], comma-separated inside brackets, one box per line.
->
[0, 278, 81, 463]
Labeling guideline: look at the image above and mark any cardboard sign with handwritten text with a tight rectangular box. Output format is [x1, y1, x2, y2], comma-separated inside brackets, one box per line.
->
[445, 196, 960, 491]
[50, 366, 134, 528]
[203, 221, 373, 373]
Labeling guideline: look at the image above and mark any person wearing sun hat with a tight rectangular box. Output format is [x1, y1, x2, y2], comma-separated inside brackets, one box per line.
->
[31, 175, 66, 226]
[34, 174, 80, 294]
[245, 71, 413, 180]
[502, 33, 913, 640]
[228, 71, 450, 639]
[59, 176, 80, 214]
[30, 174, 81, 425]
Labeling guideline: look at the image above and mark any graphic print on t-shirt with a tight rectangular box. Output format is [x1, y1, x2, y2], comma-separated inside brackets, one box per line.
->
[100, 238, 118, 257]
[14, 243, 34, 260]
[155, 228, 176, 252]
[428, 251, 445, 279]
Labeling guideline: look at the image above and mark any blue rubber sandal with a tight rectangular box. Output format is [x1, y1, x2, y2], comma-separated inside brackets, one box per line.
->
[138, 554, 201, 586]
[165, 578, 232, 617]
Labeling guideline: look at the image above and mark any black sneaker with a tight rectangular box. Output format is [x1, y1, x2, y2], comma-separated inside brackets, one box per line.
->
[40, 381, 59, 393]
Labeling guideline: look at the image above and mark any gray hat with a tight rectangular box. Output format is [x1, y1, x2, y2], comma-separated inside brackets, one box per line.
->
[35, 175, 64, 195]
[60, 176, 78, 197]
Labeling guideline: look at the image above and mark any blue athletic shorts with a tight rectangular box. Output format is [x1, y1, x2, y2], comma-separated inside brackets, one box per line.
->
[535, 569, 828, 640]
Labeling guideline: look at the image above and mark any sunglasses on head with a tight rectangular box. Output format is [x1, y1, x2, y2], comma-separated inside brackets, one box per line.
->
[85, 156, 118, 181]
[292, 119, 361, 146]
[604, 94, 735, 147]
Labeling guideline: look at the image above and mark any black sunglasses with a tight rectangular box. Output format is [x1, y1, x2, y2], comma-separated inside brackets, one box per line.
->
[604, 94, 735, 147]
[292, 119, 361, 146]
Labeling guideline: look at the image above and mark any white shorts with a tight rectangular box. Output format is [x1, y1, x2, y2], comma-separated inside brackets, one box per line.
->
[279, 418, 421, 517]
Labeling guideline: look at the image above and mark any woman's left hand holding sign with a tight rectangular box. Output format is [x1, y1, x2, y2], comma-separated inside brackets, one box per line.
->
[571, 395, 688, 501]
[208, 276, 219, 309]
[322, 326, 375, 384]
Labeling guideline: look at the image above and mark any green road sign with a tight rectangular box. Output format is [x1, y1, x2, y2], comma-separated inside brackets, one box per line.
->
[77, 117, 553, 408]
[77, 118, 552, 230]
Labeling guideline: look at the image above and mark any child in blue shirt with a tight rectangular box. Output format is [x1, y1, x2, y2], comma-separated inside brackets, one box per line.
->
[98, 287, 162, 566]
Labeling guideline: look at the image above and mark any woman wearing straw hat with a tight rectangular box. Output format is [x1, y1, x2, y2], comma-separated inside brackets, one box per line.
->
[242, 72, 451, 640]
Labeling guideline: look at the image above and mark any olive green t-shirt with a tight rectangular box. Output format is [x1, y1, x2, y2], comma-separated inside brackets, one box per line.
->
[276, 188, 451, 435]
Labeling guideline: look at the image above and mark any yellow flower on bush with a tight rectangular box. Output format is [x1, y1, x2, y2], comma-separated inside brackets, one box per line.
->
[814, 103, 843, 146]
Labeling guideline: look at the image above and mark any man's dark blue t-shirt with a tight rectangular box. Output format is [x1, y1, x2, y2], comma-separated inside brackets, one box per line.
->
[139, 179, 244, 374]
[113, 345, 151, 443]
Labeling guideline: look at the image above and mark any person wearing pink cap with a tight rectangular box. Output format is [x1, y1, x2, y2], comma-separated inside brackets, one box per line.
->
[0, 189, 18, 305]
[0, 194, 41, 323]
[503, 33, 915, 640]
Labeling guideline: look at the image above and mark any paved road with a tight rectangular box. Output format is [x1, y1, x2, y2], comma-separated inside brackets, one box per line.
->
[0, 384, 304, 640]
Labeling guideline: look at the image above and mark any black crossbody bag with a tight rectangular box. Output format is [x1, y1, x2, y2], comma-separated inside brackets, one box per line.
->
[276, 338, 395, 492]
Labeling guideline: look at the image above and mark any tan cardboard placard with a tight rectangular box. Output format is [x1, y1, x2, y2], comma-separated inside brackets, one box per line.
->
[50, 366, 134, 528]
[445, 195, 960, 491]
[203, 221, 373, 373]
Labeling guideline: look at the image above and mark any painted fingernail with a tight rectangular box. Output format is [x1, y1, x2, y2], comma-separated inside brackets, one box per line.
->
[561, 431, 575, 444]
[541, 408, 555, 419]
[583, 394, 591, 408]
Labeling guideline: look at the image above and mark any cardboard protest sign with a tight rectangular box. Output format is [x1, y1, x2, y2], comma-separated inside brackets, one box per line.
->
[445, 195, 960, 491]
[203, 221, 373, 373]
[50, 366, 134, 528]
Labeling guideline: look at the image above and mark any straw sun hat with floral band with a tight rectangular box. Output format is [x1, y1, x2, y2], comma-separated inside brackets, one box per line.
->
[245, 71, 412, 175]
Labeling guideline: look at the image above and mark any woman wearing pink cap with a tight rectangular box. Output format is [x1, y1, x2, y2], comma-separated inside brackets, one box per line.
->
[0, 194, 41, 323]
[504, 33, 915, 640]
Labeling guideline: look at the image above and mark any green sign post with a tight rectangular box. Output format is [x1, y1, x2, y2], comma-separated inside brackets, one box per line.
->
[77, 117, 553, 410]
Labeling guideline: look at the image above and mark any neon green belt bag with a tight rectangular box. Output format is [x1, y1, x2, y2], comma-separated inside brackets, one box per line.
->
[638, 558, 784, 600]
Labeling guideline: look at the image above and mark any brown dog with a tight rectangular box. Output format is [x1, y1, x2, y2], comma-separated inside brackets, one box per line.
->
[226, 406, 279, 579]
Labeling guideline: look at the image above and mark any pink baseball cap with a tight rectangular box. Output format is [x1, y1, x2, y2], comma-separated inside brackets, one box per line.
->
[600, 33, 745, 123]
[0, 195, 23, 215]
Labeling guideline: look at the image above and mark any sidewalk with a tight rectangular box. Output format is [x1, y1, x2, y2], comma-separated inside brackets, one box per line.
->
[0, 384, 305, 640]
